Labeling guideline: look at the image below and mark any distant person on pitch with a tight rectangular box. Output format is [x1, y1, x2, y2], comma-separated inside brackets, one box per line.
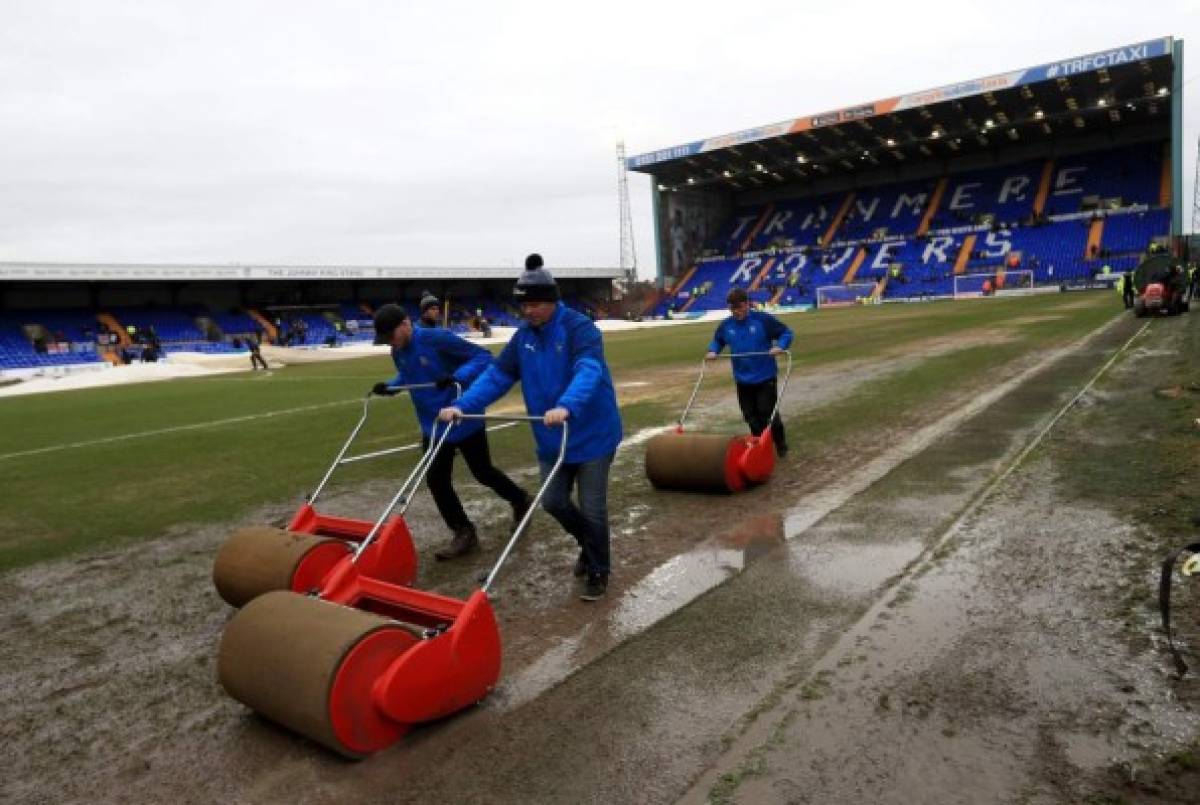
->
[372, 304, 532, 560]
[705, 287, 792, 457]
[248, 334, 268, 371]
[418, 292, 442, 329]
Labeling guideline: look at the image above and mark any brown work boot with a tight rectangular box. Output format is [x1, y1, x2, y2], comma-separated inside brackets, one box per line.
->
[435, 524, 479, 561]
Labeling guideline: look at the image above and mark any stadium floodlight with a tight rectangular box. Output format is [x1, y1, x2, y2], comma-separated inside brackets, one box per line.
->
[984, 119, 995, 129]
[930, 129, 941, 139]
[687, 177, 696, 185]
[1034, 109, 1044, 119]
[885, 138, 895, 146]
[796, 153, 807, 163]
[723, 170, 732, 178]
[754, 163, 765, 172]
[1097, 98, 1107, 107]
[1157, 86, 1169, 96]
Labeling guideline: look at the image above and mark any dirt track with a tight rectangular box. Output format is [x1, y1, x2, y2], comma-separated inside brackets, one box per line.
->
[5, 302, 1198, 804]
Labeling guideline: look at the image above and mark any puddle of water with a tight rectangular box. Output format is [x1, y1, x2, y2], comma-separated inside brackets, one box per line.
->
[607, 512, 786, 641]
[608, 548, 746, 641]
[498, 631, 588, 709]
[788, 538, 923, 597]
[493, 515, 786, 707]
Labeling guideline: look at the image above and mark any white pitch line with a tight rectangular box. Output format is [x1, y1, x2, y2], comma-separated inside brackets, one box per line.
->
[0, 401, 523, 463]
[0, 399, 365, 462]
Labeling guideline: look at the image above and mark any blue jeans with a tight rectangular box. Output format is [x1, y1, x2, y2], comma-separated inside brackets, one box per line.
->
[537, 452, 614, 577]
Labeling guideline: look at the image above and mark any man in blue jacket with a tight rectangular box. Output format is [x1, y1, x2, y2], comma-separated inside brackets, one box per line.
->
[418, 292, 442, 328]
[439, 255, 623, 601]
[705, 287, 792, 457]
[372, 304, 532, 560]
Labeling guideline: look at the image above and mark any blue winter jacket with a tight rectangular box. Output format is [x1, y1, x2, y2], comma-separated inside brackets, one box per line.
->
[386, 328, 492, 443]
[707, 310, 794, 384]
[454, 304, 623, 463]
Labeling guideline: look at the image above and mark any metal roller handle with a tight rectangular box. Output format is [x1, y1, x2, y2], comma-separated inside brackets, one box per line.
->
[446, 413, 569, 595]
[350, 417, 457, 563]
[679, 350, 792, 430]
[308, 382, 461, 503]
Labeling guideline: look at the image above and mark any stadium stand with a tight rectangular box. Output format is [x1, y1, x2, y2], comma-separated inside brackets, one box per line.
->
[210, 310, 260, 337]
[0, 312, 103, 369]
[109, 306, 207, 343]
[663, 143, 1171, 313]
[0, 271, 617, 372]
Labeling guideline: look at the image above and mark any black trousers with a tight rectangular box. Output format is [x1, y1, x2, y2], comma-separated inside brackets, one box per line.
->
[735, 378, 786, 449]
[250, 352, 268, 370]
[422, 428, 528, 533]
[1123, 287, 1134, 309]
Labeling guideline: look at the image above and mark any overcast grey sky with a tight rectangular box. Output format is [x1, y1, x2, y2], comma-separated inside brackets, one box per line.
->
[0, 0, 1196, 277]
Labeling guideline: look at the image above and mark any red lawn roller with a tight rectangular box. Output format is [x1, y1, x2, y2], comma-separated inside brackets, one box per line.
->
[644, 350, 792, 493]
[212, 382, 459, 608]
[213, 415, 567, 758]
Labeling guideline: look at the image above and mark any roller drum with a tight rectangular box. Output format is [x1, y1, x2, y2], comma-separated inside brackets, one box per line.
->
[213, 526, 348, 608]
[644, 433, 735, 492]
[218, 591, 419, 757]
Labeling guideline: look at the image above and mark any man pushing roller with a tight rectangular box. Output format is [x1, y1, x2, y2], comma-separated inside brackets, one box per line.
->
[439, 255, 623, 601]
[706, 287, 793, 457]
[372, 304, 532, 560]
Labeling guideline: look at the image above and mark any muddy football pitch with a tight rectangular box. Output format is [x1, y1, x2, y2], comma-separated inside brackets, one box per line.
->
[4, 291, 1200, 804]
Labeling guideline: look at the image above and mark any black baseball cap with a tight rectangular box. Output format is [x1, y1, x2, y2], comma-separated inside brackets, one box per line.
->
[373, 303, 408, 345]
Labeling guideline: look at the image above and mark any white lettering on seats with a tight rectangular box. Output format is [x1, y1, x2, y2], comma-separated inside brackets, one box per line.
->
[1052, 166, 1086, 195]
[923, 236, 955, 263]
[800, 206, 828, 231]
[761, 210, 794, 236]
[997, 175, 1030, 204]
[982, 231, 1012, 258]
[780, 253, 806, 272]
[871, 241, 905, 270]
[947, 183, 982, 210]
[891, 193, 928, 218]
[854, 196, 880, 223]
[729, 258, 762, 284]
[825, 246, 858, 273]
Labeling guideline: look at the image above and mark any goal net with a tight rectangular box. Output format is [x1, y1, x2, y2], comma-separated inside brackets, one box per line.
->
[952, 270, 1035, 299]
[816, 283, 880, 309]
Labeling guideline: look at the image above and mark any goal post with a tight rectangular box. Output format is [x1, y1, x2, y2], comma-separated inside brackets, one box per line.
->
[953, 270, 1035, 299]
[816, 283, 880, 309]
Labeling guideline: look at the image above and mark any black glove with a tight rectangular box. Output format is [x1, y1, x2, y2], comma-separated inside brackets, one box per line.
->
[372, 382, 396, 397]
[435, 375, 455, 390]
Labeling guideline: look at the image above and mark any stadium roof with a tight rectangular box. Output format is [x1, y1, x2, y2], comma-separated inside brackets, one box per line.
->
[0, 263, 622, 282]
[628, 37, 1175, 191]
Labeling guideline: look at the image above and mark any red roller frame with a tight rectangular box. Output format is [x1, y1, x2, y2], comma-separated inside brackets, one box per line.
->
[220, 414, 567, 757]
[671, 350, 790, 493]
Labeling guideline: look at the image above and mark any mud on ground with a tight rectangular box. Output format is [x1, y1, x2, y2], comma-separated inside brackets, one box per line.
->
[5, 301, 1193, 804]
[687, 313, 1200, 803]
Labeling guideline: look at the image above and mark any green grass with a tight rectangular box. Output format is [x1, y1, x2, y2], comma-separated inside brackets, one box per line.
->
[1048, 308, 1200, 636]
[0, 293, 1117, 571]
